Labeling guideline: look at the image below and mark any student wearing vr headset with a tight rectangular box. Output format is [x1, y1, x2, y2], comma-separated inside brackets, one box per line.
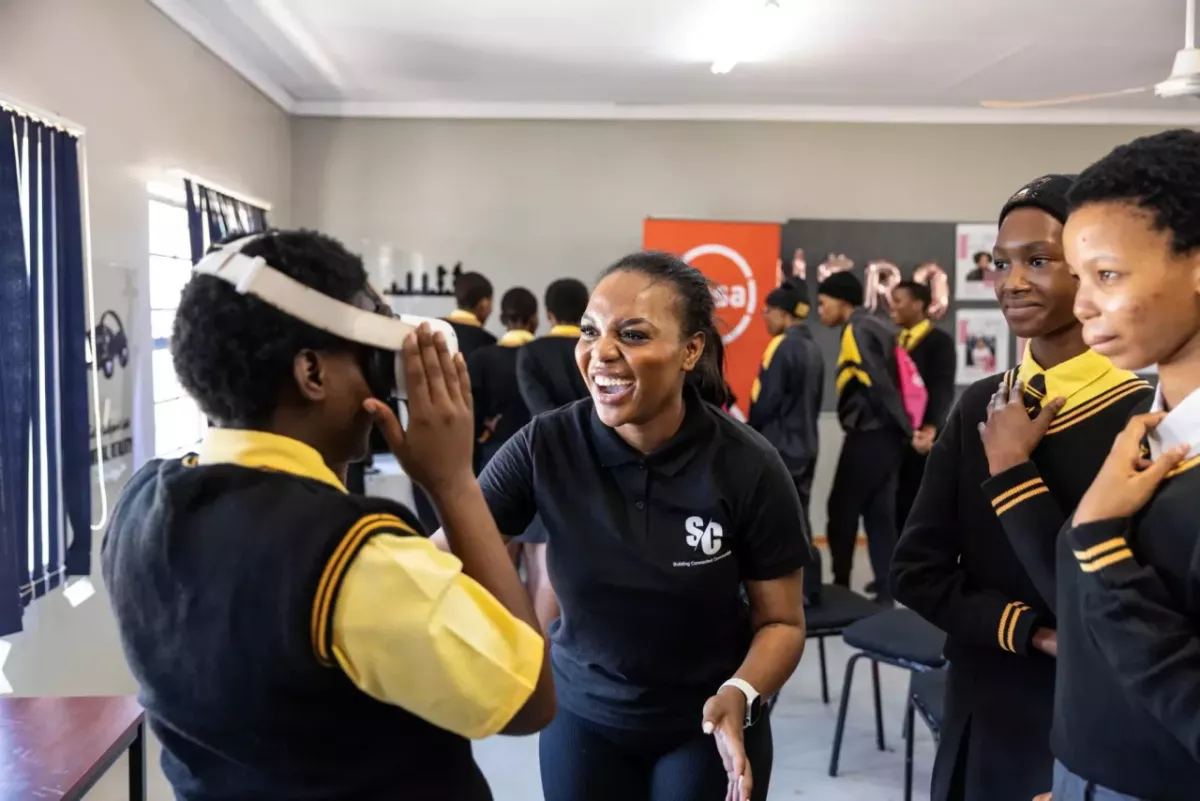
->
[101, 230, 555, 801]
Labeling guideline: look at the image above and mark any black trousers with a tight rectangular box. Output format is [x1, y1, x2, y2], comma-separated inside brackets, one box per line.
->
[895, 445, 926, 535]
[792, 464, 823, 605]
[540, 707, 773, 801]
[826, 429, 904, 596]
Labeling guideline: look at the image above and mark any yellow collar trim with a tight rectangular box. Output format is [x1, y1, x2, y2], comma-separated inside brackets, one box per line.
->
[900, 319, 932, 351]
[446, 309, 482, 327]
[499, 329, 536, 347]
[548, 324, 581, 338]
[1017, 342, 1134, 413]
[198, 429, 347, 493]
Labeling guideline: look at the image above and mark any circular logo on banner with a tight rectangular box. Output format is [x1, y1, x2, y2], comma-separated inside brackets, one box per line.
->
[681, 243, 758, 345]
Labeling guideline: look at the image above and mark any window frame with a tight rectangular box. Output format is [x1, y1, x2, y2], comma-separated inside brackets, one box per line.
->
[147, 190, 206, 458]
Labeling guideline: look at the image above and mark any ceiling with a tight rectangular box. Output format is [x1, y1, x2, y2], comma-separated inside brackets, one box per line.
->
[149, 0, 1200, 124]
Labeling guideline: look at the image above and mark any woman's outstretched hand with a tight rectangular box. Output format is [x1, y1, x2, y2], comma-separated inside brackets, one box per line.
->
[365, 323, 475, 497]
[703, 688, 753, 801]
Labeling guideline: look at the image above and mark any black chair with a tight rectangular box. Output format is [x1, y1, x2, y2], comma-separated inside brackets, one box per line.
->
[804, 585, 884, 703]
[828, 608, 947, 777]
[903, 667, 946, 801]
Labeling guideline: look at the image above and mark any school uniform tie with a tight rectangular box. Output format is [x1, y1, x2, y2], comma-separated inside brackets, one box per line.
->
[1023, 373, 1047, 416]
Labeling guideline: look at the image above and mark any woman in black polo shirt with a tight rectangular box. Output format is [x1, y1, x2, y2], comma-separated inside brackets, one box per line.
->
[465, 251, 810, 801]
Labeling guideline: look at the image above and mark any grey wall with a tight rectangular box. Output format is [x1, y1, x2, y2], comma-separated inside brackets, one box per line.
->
[290, 117, 1168, 321]
[290, 117, 1172, 535]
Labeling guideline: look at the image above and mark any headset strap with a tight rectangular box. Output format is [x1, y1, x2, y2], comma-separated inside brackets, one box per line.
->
[193, 239, 457, 354]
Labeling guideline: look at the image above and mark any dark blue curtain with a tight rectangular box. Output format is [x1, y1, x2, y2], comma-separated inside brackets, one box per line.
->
[183, 179, 268, 264]
[0, 109, 30, 636]
[0, 110, 88, 635]
[56, 130, 89, 579]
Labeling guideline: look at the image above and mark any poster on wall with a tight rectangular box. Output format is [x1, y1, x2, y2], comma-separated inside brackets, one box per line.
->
[955, 224, 1000, 301]
[956, 308, 1010, 384]
[643, 218, 782, 421]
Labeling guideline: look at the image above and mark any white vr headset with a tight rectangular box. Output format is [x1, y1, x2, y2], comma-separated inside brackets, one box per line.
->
[193, 233, 459, 400]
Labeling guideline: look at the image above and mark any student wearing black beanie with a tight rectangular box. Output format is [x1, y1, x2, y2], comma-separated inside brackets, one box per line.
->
[749, 277, 825, 605]
[817, 271, 910, 603]
[892, 174, 1150, 801]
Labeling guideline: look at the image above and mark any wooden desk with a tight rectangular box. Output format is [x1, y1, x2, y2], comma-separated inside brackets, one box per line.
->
[0, 695, 145, 801]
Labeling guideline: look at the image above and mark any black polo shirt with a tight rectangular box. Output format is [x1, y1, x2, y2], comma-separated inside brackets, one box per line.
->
[478, 388, 811, 731]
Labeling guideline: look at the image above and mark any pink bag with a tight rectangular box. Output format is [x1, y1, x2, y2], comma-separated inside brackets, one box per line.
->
[894, 345, 929, 431]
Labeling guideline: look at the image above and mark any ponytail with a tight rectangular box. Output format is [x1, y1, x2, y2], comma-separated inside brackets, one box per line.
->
[602, 251, 730, 408]
[688, 324, 731, 408]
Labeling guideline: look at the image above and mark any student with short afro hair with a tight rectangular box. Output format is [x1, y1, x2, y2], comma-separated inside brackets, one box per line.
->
[103, 229, 555, 801]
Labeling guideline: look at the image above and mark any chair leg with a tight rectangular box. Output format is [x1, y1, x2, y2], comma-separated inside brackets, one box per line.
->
[871, 659, 885, 751]
[904, 696, 915, 801]
[828, 652, 865, 777]
[818, 636, 830, 704]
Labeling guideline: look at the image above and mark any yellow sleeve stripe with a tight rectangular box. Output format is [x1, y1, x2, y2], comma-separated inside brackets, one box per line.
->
[761, 334, 785, 370]
[311, 513, 418, 664]
[990, 477, 1044, 508]
[997, 602, 1030, 652]
[1046, 381, 1153, 434]
[835, 365, 873, 395]
[838, 325, 864, 367]
[994, 486, 1050, 516]
[1167, 454, 1200, 478]
[1079, 548, 1134, 573]
[750, 377, 762, 404]
[1073, 536, 1128, 562]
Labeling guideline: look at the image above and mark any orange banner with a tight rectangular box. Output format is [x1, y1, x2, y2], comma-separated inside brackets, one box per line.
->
[642, 219, 782, 421]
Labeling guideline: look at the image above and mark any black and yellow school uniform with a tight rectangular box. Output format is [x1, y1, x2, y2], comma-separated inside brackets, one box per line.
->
[893, 347, 1149, 801]
[1001, 382, 1200, 800]
[748, 323, 824, 602]
[517, 324, 588, 415]
[827, 308, 911, 594]
[468, 329, 535, 467]
[445, 308, 499, 357]
[895, 318, 957, 529]
[101, 430, 543, 801]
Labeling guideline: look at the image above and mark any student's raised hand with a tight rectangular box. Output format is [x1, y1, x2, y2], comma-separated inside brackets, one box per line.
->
[977, 380, 1065, 476]
[702, 689, 753, 801]
[1073, 413, 1189, 526]
[365, 323, 475, 497]
[1033, 793, 1052, 801]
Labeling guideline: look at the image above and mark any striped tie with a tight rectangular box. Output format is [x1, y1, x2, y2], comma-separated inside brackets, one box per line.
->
[1023, 373, 1047, 416]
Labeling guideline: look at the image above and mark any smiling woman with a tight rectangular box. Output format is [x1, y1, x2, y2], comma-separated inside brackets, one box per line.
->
[460, 249, 812, 801]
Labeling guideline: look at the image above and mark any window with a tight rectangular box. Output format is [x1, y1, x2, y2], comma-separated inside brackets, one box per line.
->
[148, 194, 206, 457]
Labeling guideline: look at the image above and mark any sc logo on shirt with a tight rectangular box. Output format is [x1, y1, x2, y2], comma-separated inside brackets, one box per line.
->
[685, 516, 724, 556]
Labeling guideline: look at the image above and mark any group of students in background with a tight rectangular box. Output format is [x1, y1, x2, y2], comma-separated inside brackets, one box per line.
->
[98, 127, 1200, 801]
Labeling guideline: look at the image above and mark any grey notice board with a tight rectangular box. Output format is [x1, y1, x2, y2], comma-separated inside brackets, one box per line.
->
[780, 219, 966, 413]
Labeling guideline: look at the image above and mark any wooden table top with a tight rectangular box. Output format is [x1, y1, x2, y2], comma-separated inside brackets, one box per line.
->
[0, 695, 143, 801]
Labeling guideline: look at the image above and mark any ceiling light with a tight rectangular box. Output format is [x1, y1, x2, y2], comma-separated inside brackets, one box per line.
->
[710, 0, 782, 76]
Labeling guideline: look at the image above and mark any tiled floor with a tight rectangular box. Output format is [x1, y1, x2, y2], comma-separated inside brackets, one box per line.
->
[66, 548, 932, 800]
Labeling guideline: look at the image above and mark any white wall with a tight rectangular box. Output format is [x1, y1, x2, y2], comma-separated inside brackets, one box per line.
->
[290, 117, 1173, 533]
[0, 0, 289, 715]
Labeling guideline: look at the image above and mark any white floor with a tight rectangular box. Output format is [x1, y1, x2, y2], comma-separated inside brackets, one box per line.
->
[9, 547, 932, 801]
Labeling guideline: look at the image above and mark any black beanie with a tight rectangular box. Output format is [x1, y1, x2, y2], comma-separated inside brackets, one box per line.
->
[817, 271, 864, 307]
[999, 174, 1078, 226]
[765, 277, 811, 317]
